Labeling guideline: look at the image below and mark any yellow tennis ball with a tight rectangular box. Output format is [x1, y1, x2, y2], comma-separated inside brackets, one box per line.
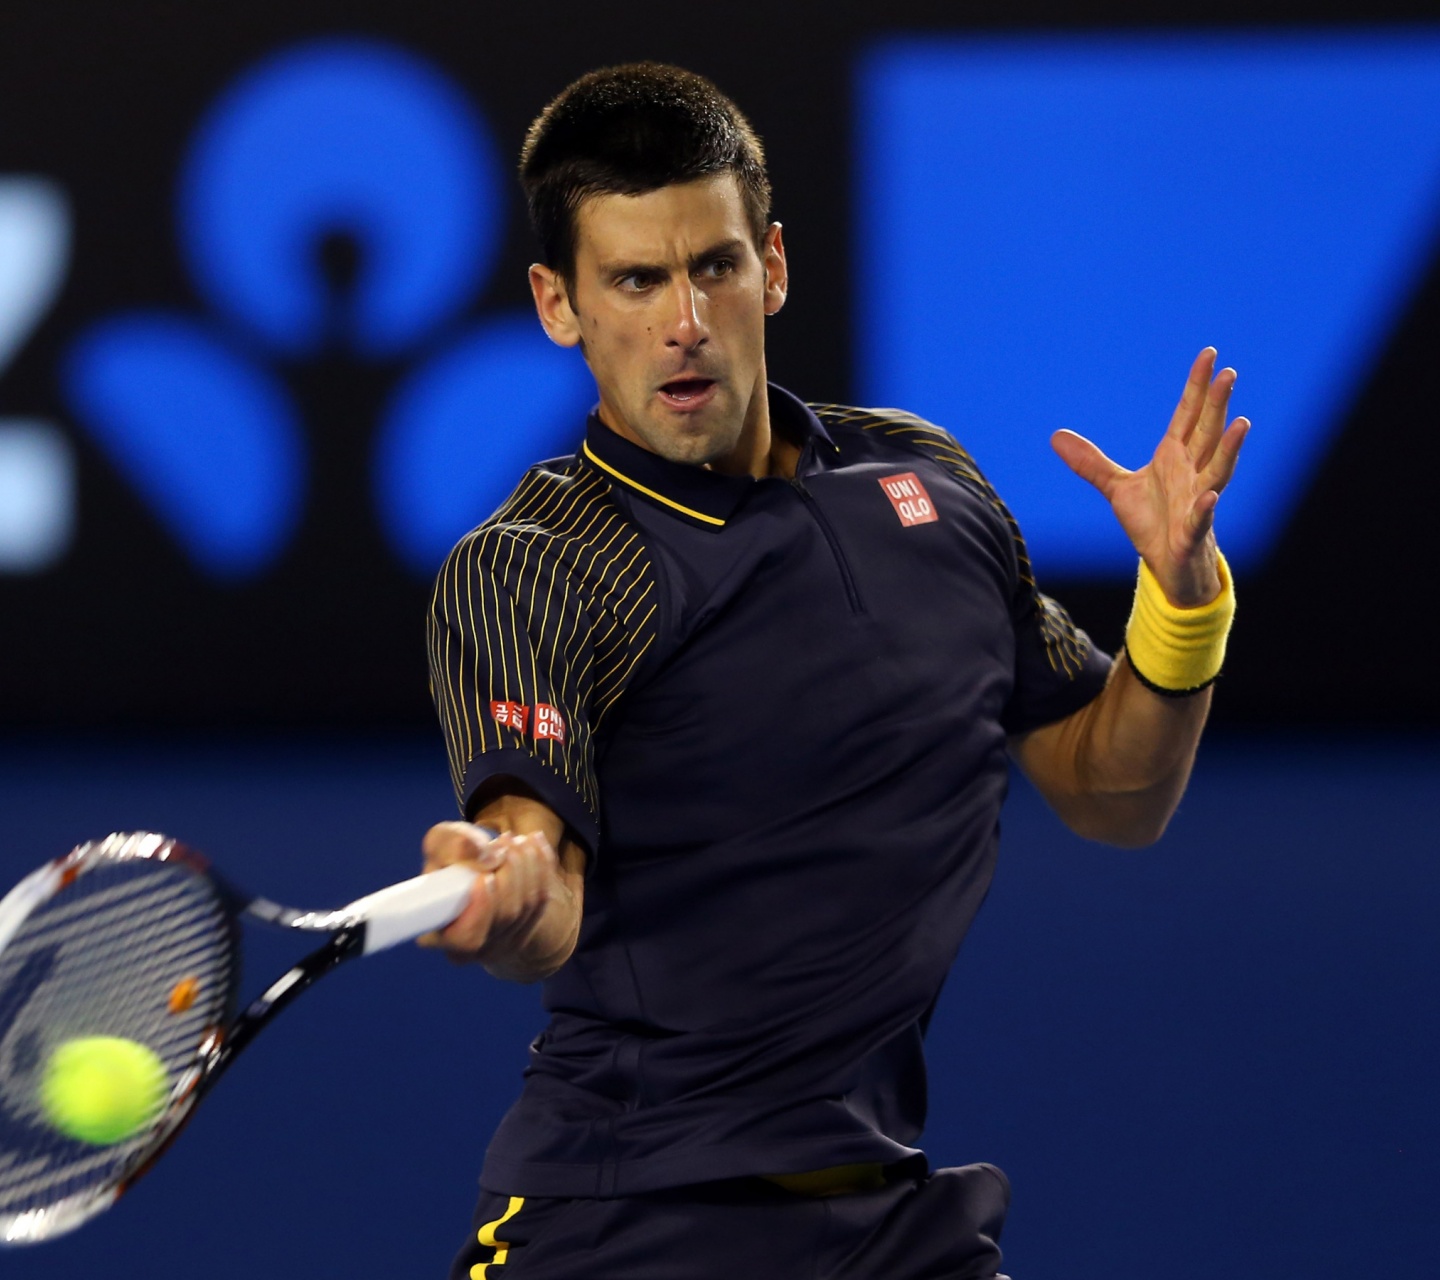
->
[38, 1036, 168, 1145]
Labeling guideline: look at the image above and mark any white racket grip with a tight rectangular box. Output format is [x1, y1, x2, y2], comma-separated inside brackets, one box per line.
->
[347, 864, 480, 954]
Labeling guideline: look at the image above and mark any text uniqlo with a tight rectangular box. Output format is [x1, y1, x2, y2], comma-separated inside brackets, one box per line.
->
[534, 704, 566, 743]
[879, 472, 939, 527]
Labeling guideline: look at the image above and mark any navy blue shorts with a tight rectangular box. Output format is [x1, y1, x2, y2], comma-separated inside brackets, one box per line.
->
[447, 1162, 1011, 1279]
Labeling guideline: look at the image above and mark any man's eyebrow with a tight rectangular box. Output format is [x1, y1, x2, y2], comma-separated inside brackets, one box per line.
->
[597, 257, 665, 279]
[597, 239, 748, 278]
[689, 239, 746, 268]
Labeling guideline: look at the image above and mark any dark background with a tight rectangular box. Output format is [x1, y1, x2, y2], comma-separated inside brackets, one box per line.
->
[2, 5, 1438, 1278]
[3, 0, 1440, 730]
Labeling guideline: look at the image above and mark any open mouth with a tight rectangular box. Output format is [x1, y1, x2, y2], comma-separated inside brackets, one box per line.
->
[658, 377, 717, 409]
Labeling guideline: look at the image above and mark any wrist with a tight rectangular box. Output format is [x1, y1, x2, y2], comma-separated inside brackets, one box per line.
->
[1149, 540, 1222, 609]
[1124, 550, 1235, 696]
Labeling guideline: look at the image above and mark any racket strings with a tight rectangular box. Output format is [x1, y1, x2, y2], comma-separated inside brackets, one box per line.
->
[8, 880, 224, 1065]
[0, 857, 236, 1227]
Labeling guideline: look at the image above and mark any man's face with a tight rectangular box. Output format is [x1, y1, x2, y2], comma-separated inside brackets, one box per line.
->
[532, 173, 787, 468]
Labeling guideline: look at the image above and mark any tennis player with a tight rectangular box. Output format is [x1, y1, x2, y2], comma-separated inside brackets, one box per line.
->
[420, 62, 1244, 1278]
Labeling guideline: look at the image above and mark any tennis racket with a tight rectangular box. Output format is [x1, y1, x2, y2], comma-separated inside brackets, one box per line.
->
[0, 830, 481, 1245]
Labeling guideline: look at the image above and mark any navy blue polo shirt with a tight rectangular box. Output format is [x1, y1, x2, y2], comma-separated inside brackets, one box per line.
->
[428, 384, 1111, 1197]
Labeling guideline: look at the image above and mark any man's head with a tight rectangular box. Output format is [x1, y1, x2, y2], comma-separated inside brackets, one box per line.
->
[522, 63, 788, 471]
[520, 62, 771, 294]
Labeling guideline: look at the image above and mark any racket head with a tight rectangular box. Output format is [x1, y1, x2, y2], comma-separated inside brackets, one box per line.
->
[0, 833, 240, 1244]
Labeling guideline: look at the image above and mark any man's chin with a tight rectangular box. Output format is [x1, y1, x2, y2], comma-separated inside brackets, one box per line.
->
[642, 409, 741, 467]
[651, 433, 732, 468]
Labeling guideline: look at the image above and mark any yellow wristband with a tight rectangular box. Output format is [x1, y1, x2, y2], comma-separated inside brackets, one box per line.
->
[1123, 552, 1235, 695]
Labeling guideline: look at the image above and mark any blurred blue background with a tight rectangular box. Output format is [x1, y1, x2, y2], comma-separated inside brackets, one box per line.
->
[858, 31, 1440, 577]
[2, 737, 1436, 1278]
[2, 1, 1438, 1274]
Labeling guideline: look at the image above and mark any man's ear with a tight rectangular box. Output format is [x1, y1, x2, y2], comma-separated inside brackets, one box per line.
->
[762, 222, 788, 317]
[529, 263, 583, 347]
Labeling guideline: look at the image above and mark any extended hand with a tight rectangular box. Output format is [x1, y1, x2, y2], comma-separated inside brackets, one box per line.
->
[417, 820, 566, 972]
[1051, 348, 1249, 607]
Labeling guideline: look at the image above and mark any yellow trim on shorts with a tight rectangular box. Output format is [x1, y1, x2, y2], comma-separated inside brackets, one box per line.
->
[762, 1161, 888, 1196]
[471, 1196, 525, 1279]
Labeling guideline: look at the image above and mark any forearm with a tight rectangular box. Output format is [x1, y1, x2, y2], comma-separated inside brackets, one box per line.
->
[1019, 349, 1243, 845]
[1018, 653, 1211, 846]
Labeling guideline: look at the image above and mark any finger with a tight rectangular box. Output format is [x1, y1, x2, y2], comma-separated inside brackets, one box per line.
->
[495, 840, 545, 933]
[506, 852, 539, 934]
[1183, 488, 1220, 546]
[1166, 348, 1216, 445]
[1199, 417, 1249, 495]
[418, 867, 496, 950]
[1051, 429, 1128, 497]
[1188, 367, 1236, 470]
[515, 837, 541, 906]
[495, 843, 530, 919]
[525, 835, 557, 910]
[421, 821, 501, 872]
[421, 821, 469, 871]
[510, 837, 551, 923]
[452, 870, 500, 947]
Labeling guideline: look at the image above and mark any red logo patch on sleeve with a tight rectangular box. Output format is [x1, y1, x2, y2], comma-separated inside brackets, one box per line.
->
[879, 472, 939, 527]
[534, 703, 566, 743]
[490, 700, 530, 733]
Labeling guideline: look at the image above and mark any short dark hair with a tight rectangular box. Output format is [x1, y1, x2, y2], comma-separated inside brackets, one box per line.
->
[519, 62, 772, 290]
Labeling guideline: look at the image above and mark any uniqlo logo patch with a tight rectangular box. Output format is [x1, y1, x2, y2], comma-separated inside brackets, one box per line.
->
[879, 473, 938, 526]
[490, 700, 530, 733]
[534, 703, 566, 743]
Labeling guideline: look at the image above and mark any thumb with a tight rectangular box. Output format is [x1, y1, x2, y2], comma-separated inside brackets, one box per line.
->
[421, 820, 500, 872]
[1051, 429, 1126, 497]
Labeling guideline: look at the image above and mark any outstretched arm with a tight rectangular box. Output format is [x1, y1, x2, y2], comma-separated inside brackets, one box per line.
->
[1011, 348, 1248, 846]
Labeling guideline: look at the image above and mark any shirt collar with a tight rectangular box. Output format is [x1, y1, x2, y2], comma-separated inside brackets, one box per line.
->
[580, 384, 835, 529]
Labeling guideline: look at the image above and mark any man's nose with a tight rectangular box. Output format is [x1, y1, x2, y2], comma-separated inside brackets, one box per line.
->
[664, 279, 707, 350]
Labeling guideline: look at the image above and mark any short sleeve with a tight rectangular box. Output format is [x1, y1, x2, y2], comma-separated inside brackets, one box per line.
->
[1002, 580, 1113, 735]
[426, 468, 660, 859]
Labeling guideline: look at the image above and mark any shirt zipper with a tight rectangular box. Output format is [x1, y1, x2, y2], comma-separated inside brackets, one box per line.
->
[790, 476, 865, 614]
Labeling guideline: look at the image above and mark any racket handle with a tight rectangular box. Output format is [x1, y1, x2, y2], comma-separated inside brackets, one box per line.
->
[346, 864, 480, 954]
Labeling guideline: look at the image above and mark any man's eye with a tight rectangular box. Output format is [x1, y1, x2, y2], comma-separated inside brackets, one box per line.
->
[699, 259, 734, 279]
[618, 273, 655, 292]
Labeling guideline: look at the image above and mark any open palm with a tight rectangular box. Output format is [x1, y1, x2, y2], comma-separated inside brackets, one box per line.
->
[1051, 348, 1249, 608]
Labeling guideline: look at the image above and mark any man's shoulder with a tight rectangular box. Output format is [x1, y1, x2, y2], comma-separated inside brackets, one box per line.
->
[808, 402, 993, 494]
[458, 453, 611, 545]
[808, 401, 946, 436]
[438, 451, 650, 591]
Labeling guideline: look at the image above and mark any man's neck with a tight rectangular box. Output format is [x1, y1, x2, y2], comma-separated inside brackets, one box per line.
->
[707, 367, 799, 480]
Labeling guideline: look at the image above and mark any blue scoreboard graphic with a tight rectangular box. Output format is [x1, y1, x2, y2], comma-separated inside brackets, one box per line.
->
[857, 31, 1440, 577]
[63, 39, 592, 579]
[0, 179, 72, 573]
